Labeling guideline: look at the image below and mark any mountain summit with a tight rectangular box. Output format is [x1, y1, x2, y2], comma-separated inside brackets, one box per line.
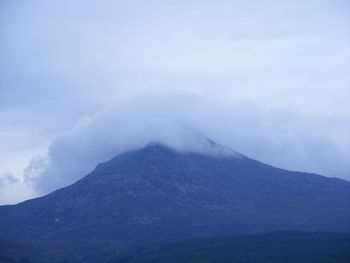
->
[0, 142, 349, 248]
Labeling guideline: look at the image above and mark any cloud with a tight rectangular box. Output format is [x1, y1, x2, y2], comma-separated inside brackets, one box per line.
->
[0, 0, 349, 204]
[15, 91, 349, 198]
[0, 173, 35, 205]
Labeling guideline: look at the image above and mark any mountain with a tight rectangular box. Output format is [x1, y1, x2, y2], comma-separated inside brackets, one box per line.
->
[0, 142, 349, 249]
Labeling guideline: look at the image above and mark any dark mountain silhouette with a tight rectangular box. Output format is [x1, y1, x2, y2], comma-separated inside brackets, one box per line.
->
[0, 142, 349, 249]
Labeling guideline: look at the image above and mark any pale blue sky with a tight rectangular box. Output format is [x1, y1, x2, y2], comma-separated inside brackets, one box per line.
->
[0, 0, 349, 204]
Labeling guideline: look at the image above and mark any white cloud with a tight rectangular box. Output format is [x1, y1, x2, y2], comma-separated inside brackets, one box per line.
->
[0, 0, 349, 204]
[0, 173, 35, 205]
[10, 91, 348, 201]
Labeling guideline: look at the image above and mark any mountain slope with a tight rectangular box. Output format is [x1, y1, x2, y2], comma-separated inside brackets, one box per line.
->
[0, 143, 349, 247]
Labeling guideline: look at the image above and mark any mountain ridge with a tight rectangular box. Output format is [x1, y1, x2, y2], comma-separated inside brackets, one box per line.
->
[0, 142, 349, 248]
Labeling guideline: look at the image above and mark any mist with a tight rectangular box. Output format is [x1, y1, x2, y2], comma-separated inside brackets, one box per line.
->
[11, 91, 347, 199]
[0, 0, 349, 204]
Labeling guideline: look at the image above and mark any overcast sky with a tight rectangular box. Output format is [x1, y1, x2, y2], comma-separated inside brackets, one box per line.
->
[0, 0, 349, 204]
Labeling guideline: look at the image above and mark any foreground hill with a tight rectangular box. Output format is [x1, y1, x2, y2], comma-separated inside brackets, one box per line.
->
[1, 232, 350, 263]
[108, 232, 350, 263]
[0, 142, 349, 249]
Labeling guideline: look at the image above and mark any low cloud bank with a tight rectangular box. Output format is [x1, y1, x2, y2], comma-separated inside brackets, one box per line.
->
[2, 91, 350, 203]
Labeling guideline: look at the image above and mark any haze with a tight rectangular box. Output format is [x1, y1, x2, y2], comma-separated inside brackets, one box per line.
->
[0, 0, 349, 204]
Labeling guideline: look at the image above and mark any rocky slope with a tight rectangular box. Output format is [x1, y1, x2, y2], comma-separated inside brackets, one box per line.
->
[0, 143, 349, 248]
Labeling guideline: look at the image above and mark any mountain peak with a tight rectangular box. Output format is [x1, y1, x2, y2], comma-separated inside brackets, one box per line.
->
[1, 140, 349, 250]
[94, 139, 242, 174]
[141, 138, 242, 158]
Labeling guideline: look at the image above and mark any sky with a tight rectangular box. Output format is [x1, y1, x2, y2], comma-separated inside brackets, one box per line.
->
[0, 0, 349, 204]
